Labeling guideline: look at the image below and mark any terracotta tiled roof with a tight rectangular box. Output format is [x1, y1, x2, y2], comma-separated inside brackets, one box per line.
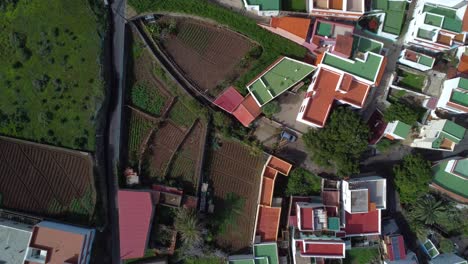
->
[334, 34, 354, 58]
[405, 50, 418, 62]
[458, 54, 468, 74]
[232, 94, 261, 127]
[463, 7, 468, 32]
[437, 33, 452, 46]
[303, 68, 341, 126]
[322, 190, 340, 207]
[267, 156, 292, 175]
[338, 79, 370, 107]
[270, 17, 311, 40]
[213, 86, 244, 113]
[260, 177, 275, 206]
[375, 56, 387, 86]
[256, 205, 281, 242]
[300, 207, 314, 230]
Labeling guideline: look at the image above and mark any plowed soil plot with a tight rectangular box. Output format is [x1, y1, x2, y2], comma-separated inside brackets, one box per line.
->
[147, 121, 186, 177]
[0, 137, 95, 222]
[161, 18, 254, 93]
[167, 120, 206, 194]
[208, 140, 265, 250]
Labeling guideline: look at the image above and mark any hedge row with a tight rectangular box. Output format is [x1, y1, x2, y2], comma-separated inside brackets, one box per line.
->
[128, 0, 307, 93]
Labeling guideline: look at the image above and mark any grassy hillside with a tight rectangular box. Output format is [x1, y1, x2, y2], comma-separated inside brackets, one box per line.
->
[0, 0, 105, 150]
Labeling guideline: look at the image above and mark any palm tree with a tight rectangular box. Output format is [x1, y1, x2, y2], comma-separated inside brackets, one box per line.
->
[174, 208, 202, 247]
[412, 195, 446, 225]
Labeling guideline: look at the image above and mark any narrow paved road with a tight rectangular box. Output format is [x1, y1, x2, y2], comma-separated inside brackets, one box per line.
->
[106, 0, 126, 262]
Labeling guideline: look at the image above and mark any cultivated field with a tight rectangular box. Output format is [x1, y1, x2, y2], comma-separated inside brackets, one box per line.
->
[0, 0, 104, 150]
[159, 17, 255, 95]
[208, 140, 265, 250]
[0, 137, 96, 223]
[126, 108, 157, 166]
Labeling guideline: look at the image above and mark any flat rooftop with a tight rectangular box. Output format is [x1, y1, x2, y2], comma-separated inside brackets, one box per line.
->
[248, 57, 316, 106]
[254, 243, 279, 264]
[0, 221, 32, 264]
[432, 160, 468, 199]
[322, 52, 383, 82]
[423, 4, 463, 33]
[343, 210, 380, 235]
[246, 0, 280, 10]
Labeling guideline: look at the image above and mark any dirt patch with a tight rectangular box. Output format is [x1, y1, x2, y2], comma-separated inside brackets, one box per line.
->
[0, 137, 95, 221]
[207, 139, 265, 251]
[160, 17, 255, 95]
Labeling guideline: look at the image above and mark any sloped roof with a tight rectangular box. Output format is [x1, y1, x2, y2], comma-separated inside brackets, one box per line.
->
[459, 54, 468, 74]
[302, 241, 345, 257]
[335, 34, 354, 58]
[232, 94, 261, 127]
[267, 156, 292, 175]
[270, 17, 311, 40]
[432, 159, 468, 200]
[256, 205, 281, 242]
[386, 235, 406, 261]
[118, 190, 154, 260]
[213, 86, 244, 113]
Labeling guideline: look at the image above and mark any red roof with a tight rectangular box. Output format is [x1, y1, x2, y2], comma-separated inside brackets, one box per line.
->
[270, 17, 311, 40]
[463, 8, 468, 32]
[118, 190, 154, 259]
[386, 235, 406, 261]
[267, 156, 293, 175]
[343, 210, 380, 236]
[458, 54, 468, 74]
[256, 205, 281, 242]
[334, 34, 354, 58]
[260, 177, 275, 206]
[232, 94, 261, 127]
[213, 86, 244, 113]
[300, 207, 314, 230]
[322, 190, 340, 207]
[302, 241, 345, 257]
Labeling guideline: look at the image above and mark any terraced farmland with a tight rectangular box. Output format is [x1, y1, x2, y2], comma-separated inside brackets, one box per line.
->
[207, 140, 265, 250]
[0, 136, 96, 223]
[160, 17, 255, 94]
[127, 108, 157, 165]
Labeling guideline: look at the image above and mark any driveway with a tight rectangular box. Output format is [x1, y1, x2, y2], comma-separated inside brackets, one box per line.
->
[272, 91, 310, 134]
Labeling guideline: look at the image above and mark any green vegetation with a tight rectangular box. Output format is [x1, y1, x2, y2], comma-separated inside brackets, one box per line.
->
[440, 238, 455, 253]
[376, 138, 400, 153]
[282, 0, 306, 12]
[174, 208, 202, 247]
[262, 101, 281, 118]
[131, 83, 166, 116]
[169, 100, 198, 127]
[128, 111, 155, 165]
[123, 250, 157, 264]
[0, 0, 105, 150]
[397, 69, 426, 91]
[185, 257, 223, 264]
[344, 247, 380, 264]
[412, 195, 446, 225]
[303, 107, 370, 177]
[212, 192, 245, 235]
[384, 101, 421, 125]
[128, 0, 306, 93]
[286, 168, 321, 196]
[393, 154, 432, 204]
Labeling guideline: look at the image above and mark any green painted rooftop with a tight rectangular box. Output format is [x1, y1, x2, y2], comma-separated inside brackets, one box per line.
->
[443, 120, 466, 140]
[451, 91, 468, 107]
[248, 57, 315, 105]
[254, 243, 279, 264]
[425, 13, 443, 27]
[394, 121, 411, 138]
[417, 28, 435, 40]
[432, 160, 468, 198]
[246, 0, 280, 10]
[328, 217, 340, 231]
[322, 52, 383, 82]
[458, 78, 468, 90]
[418, 54, 435, 67]
[353, 36, 383, 54]
[317, 22, 333, 37]
[229, 260, 255, 264]
[372, 0, 406, 35]
[423, 4, 463, 32]
[454, 159, 468, 179]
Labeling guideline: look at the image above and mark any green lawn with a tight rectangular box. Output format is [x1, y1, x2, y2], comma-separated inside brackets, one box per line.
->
[0, 0, 105, 151]
[344, 247, 381, 264]
[397, 69, 426, 91]
[282, 0, 306, 12]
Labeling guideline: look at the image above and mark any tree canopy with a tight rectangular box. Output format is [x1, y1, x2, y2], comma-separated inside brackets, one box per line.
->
[393, 154, 432, 204]
[303, 107, 369, 177]
[384, 102, 419, 125]
[286, 168, 322, 196]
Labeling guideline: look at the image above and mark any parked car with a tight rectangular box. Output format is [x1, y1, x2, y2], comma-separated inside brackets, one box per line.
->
[280, 130, 297, 142]
[144, 14, 156, 23]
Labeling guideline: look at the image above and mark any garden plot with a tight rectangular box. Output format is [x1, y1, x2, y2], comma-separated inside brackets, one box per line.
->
[0, 136, 96, 224]
[159, 17, 256, 95]
[207, 139, 265, 250]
